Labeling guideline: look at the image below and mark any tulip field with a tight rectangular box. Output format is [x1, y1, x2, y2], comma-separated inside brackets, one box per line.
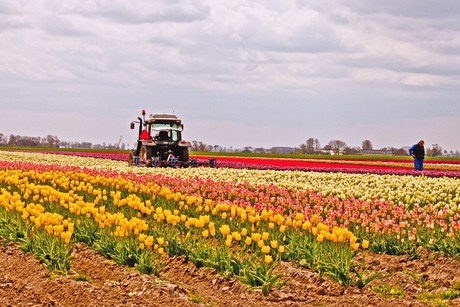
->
[1, 149, 460, 306]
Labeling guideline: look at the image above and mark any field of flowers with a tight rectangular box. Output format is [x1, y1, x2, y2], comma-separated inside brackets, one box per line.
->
[1, 150, 460, 301]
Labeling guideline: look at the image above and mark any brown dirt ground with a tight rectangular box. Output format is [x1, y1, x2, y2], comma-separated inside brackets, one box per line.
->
[1, 239, 460, 307]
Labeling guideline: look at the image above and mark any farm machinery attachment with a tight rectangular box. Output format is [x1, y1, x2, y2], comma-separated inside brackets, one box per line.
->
[129, 110, 214, 168]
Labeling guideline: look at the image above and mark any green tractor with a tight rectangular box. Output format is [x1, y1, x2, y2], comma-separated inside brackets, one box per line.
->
[129, 110, 191, 167]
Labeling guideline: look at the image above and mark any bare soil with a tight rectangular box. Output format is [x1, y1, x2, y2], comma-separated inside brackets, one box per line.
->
[1, 240, 460, 307]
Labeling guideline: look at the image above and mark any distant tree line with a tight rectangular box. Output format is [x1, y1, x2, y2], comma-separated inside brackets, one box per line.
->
[2, 133, 458, 157]
[0, 133, 126, 150]
[295, 138, 459, 157]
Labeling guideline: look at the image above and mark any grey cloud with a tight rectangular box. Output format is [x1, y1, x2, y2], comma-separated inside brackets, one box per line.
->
[76, 1, 210, 24]
[2, 0, 460, 151]
[0, 2, 21, 15]
[40, 16, 94, 37]
[346, 0, 460, 18]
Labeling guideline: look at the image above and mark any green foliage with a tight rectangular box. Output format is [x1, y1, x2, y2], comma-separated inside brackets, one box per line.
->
[236, 257, 283, 296]
[0, 207, 73, 273]
[72, 218, 100, 245]
[372, 284, 404, 299]
[284, 233, 355, 286]
[451, 280, 460, 291]
[187, 292, 213, 305]
[405, 270, 435, 290]
[71, 274, 91, 282]
[351, 256, 385, 289]
[24, 232, 74, 273]
[418, 290, 460, 300]
[368, 236, 421, 260]
[432, 238, 460, 259]
[135, 250, 163, 276]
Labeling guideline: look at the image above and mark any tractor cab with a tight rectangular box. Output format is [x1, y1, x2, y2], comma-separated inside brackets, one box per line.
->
[145, 113, 183, 145]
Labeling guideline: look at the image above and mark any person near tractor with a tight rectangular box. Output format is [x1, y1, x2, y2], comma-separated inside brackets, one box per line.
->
[409, 140, 425, 171]
[167, 150, 175, 162]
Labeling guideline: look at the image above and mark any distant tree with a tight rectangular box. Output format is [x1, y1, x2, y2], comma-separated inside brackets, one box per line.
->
[394, 148, 409, 156]
[306, 138, 315, 153]
[315, 139, 321, 151]
[328, 140, 347, 155]
[190, 140, 198, 151]
[343, 146, 360, 155]
[8, 134, 18, 146]
[0, 133, 6, 145]
[362, 140, 373, 150]
[305, 137, 320, 154]
[198, 142, 207, 152]
[45, 135, 54, 147]
[17, 136, 38, 147]
[427, 144, 443, 157]
[298, 143, 307, 154]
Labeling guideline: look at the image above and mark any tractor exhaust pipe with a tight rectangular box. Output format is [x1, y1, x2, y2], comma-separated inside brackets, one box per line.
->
[137, 117, 143, 139]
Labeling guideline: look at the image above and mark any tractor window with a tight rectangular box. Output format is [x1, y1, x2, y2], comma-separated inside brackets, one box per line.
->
[158, 131, 169, 140]
[171, 130, 180, 141]
[151, 123, 182, 130]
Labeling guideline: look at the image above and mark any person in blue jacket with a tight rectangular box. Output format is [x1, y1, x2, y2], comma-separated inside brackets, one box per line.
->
[409, 140, 425, 171]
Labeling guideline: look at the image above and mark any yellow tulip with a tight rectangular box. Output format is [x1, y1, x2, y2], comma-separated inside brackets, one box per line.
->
[264, 255, 273, 264]
[262, 232, 269, 241]
[245, 237, 252, 245]
[219, 224, 230, 235]
[251, 233, 261, 242]
[362, 240, 369, 249]
[350, 235, 358, 245]
[312, 227, 318, 236]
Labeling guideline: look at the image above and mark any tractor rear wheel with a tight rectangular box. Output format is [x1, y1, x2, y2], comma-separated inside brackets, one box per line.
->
[139, 146, 153, 164]
[128, 150, 136, 166]
[178, 147, 189, 162]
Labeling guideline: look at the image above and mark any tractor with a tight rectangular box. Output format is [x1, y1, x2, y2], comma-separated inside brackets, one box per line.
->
[129, 110, 191, 167]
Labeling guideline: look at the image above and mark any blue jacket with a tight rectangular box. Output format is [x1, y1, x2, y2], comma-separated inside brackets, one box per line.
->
[409, 143, 425, 159]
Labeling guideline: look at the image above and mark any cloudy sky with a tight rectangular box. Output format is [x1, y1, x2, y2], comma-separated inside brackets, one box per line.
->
[1, 0, 459, 151]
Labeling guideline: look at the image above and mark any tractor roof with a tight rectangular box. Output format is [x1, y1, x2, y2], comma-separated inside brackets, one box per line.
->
[145, 113, 181, 124]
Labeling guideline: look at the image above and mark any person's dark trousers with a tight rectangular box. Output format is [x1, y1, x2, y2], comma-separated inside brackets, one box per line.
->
[414, 158, 424, 171]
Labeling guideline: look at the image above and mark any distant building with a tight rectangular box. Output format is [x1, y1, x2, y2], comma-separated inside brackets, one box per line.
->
[317, 149, 334, 155]
[241, 149, 252, 153]
[361, 149, 393, 155]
